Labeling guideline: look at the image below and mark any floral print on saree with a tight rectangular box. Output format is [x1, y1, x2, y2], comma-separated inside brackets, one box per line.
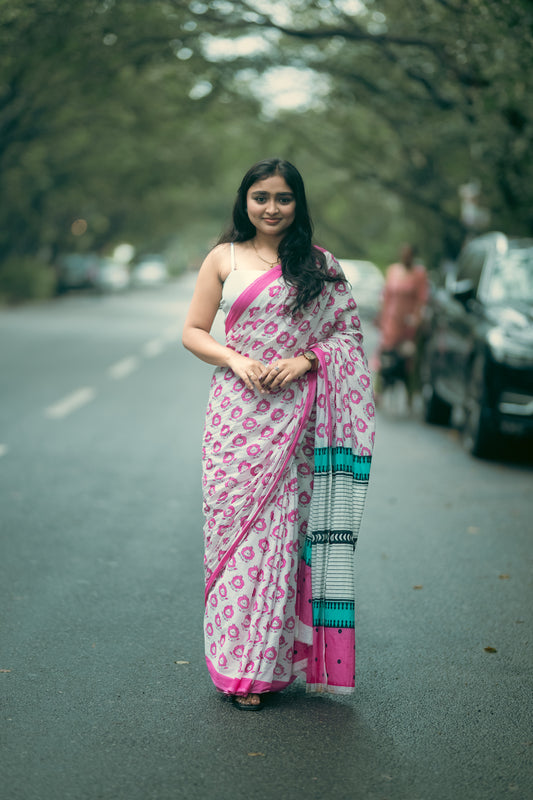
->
[202, 251, 375, 695]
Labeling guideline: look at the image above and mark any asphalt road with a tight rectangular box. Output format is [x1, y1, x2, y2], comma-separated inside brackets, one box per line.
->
[1, 276, 532, 800]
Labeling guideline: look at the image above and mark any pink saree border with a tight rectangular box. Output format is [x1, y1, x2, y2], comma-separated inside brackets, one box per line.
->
[313, 348, 333, 446]
[224, 264, 282, 336]
[206, 656, 298, 695]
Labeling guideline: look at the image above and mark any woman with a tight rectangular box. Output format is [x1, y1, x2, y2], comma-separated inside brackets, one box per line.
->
[376, 244, 429, 406]
[182, 158, 375, 710]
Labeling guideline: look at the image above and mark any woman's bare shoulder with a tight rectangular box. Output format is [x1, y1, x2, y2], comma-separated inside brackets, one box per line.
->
[202, 242, 231, 281]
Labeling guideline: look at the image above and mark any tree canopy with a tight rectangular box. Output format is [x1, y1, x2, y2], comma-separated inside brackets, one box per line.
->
[1, 0, 532, 299]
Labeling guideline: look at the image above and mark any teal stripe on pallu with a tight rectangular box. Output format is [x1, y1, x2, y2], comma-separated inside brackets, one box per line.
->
[314, 447, 371, 480]
[312, 599, 355, 628]
[302, 537, 312, 567]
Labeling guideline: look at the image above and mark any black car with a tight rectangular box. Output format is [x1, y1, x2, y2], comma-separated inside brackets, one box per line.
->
[420, 232, 533, 457]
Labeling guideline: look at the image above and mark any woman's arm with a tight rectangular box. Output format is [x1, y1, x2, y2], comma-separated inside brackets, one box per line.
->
[182, 247, 271, 394]
[182, 246, 233, 367]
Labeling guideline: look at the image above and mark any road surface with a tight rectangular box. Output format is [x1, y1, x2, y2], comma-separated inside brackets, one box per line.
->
[1, 276, 532, 800]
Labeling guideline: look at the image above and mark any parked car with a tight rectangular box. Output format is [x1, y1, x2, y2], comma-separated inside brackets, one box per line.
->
[55, 253, 100, 293]
[338, 259, 385, 316]
[130, 254, 168, 288]
[93, 257, 130, 292]
[419, 232, 533, 457]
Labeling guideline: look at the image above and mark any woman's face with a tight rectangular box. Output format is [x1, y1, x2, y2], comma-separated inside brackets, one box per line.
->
[246, 174, 296, 238]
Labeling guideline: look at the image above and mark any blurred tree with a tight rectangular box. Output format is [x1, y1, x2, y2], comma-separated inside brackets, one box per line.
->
[1, 0, 531, 301]
[0, 0, 269, 296]
[192, 0, 533, 264]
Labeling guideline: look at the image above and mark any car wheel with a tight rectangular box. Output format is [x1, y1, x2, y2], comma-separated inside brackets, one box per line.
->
[462, 366, 496, 458]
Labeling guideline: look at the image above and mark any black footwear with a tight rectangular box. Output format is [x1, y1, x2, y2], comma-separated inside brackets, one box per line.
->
[232, 694, 262, 711]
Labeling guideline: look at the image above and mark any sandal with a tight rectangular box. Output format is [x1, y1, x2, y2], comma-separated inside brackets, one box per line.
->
[232, 693, 262, 711]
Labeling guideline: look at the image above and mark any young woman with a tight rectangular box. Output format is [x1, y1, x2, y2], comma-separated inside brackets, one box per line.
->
[182, 158, 375, 710]
[376, 244, 429, 406]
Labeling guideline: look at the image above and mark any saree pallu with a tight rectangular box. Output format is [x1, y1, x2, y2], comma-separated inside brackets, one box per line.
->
[202, 251, 375, 695]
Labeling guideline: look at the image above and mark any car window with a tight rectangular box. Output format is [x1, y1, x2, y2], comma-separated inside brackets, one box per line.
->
[486, 247, 533, 303]
[456, 244, 486, 288]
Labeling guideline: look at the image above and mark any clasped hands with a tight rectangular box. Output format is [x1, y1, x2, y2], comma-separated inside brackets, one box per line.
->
[228, 353, 312, 394]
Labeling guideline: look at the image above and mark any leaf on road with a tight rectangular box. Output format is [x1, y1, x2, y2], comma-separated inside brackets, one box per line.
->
[498, 574, 510, 579]
[484, 646, 497, 653]
[413, 585, 423, 590]
[174, 660, 190, 665]
[467, 526, 480, 535]
[248, 752, 265, 757]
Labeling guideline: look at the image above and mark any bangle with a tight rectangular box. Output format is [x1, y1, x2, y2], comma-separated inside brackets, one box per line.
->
[302, 350, 318, 371]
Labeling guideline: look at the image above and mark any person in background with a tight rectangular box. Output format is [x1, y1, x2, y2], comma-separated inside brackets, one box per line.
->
[375, 244, 429, 408]
[182, 158, 375, 710]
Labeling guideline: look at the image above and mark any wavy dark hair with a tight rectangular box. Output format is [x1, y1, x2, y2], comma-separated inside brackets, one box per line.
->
[218, 158, 342, 313]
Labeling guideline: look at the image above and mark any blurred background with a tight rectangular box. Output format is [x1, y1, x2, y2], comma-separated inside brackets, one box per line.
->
[1, 0, 532, 303]
[2, 5, 533, 798]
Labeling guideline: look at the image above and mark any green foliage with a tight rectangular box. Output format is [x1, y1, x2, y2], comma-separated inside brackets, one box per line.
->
[0, 258, 56, 304]
[1, 0, 532, 300]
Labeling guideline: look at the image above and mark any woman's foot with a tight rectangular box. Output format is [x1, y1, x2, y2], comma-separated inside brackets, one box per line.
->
[232, 693, 262, 711]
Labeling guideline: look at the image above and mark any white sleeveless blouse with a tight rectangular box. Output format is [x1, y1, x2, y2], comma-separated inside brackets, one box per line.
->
[220, 243, 277, 315]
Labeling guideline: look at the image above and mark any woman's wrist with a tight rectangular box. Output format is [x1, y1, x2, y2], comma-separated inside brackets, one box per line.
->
[301, 350, 318, 372]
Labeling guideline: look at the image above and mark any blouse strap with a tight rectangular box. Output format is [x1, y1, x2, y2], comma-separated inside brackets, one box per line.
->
[230, 242, 236, 271]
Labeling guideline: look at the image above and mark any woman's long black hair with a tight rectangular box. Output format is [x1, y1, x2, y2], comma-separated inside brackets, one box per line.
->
[218, 158, 342, 313]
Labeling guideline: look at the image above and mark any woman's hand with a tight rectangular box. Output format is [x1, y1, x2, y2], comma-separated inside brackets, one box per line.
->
[259, 356, 312, 391]
[226, 352, 269, 394]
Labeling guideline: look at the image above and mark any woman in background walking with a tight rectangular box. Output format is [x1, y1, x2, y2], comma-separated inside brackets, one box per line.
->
[376, 244, 429, 407]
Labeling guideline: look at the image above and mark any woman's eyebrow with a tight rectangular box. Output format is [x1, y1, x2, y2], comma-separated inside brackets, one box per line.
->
[251, 191, 294, 197]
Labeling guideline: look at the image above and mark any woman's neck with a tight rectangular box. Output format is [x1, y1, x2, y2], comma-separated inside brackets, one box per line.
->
[253, 231, 284, 251]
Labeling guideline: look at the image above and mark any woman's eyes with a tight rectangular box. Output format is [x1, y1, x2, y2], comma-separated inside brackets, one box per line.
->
[252, 195, 293, 204]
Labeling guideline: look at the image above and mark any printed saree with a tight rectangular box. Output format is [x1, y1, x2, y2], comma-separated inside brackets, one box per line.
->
[202, 250, 375, 695]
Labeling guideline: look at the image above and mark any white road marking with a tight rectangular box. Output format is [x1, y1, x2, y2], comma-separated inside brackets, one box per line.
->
[45, 387, 96, 419]
[108, 356, 140, 380]
[0, 444, 9, 458]
[142, 338, 166, 358]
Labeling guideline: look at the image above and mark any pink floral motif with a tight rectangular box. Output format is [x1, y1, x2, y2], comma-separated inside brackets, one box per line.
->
[202, 250, 374, 696]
